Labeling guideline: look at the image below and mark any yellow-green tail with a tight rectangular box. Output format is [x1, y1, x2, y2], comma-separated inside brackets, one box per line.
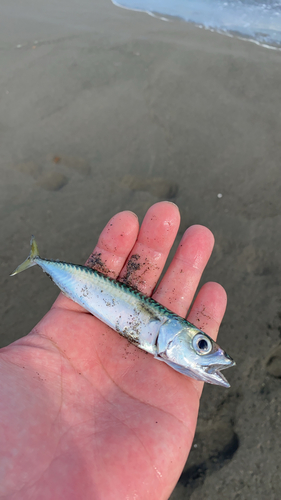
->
[10, 236, 40, 276]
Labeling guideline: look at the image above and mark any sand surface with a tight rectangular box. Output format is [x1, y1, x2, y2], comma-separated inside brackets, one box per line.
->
[1, 1, 281, 498]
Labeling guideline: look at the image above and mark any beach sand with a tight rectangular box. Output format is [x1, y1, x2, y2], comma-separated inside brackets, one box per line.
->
[1, 0, 281, 498]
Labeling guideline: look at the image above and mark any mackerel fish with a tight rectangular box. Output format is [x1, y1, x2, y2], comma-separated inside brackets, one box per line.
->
[11, 237, 235, 387]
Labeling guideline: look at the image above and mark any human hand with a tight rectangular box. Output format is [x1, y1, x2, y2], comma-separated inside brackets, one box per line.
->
[0, 201, 227, 500]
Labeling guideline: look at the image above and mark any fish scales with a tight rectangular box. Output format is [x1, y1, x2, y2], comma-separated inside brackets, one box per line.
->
[39, 258, 167, 355]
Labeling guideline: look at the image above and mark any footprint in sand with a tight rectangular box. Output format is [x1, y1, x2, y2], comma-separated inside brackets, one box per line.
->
[13, 161, 41, 178]
[48, 155, 91, 176]
[175, 392, 238, 498]
[265, 344, 281, 378]
[13, 154, 91, 191]
[12, 159, 69, 191]
[36, 154, 91, 190]
[179, 418, 239, 488]
[35, 171, 68, 191]
[121, 174, 178, 199]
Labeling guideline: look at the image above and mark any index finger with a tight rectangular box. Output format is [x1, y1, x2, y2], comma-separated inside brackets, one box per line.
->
[118, 202, 180, 295]
[53, 210, 139, 311]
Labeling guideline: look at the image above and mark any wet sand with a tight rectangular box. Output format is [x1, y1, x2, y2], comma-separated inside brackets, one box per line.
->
[1, 0, 281, 498]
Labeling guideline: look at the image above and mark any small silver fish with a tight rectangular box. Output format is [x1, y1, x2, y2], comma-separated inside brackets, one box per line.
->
[11, 237, 235, 387]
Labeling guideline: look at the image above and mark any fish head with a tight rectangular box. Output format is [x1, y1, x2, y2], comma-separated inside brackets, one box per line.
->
[156, 318, 235, 387]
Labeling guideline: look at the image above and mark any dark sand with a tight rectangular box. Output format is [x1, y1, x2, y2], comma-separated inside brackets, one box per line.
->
[1, 0, 281, 498]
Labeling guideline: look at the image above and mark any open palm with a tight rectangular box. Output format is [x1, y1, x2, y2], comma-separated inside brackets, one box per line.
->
[0, 202, 227, 500]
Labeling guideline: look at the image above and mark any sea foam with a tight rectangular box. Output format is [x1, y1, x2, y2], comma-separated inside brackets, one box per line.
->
[112, 0, 281, 49]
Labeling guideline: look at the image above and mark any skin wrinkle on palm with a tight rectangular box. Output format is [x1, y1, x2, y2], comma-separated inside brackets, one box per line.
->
[0, 202, 227, 500]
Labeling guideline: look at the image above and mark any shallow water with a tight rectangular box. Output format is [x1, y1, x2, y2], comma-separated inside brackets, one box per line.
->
[112, 0, 281, 47]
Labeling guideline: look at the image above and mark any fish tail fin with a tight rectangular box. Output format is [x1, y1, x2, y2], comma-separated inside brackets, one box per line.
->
[10, 236, 40, 276]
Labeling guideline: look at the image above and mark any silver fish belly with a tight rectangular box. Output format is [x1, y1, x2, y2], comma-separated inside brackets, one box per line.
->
[11, 237, 235, 387]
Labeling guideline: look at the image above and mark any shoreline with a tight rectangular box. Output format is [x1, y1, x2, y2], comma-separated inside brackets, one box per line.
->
[111, 0, 281, 50]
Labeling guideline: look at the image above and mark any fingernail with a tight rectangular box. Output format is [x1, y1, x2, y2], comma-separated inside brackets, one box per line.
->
[166, 201, 179, 209]
[126, 210, 138, 219]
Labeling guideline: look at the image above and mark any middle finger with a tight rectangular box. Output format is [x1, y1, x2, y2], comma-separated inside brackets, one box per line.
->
[153, 225, 214, 317]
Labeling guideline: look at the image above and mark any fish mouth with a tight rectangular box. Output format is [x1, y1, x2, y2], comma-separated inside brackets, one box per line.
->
[160, 357, 236, 387]
[203, 359, 236, 388]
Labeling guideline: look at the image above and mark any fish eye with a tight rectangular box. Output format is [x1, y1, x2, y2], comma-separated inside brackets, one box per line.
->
[193, 334, 213, 355]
